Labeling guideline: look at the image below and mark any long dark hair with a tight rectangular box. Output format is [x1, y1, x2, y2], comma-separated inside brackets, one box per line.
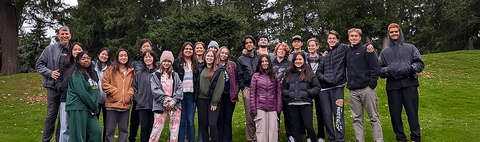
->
[255, 54, 277, 83]
[203, 50, 218, 79]
[93, 47, 112, 71]
[64, 51, 99, 85]
[142, 50, 158, 71]
[62, 42, 85, 69]
[285, 52, 313, 83]
[110, 48, 131, 73]
[177, 41, 198, 71]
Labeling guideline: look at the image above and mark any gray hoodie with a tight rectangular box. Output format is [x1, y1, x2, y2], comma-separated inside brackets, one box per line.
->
[36, 43, 68, 88]
[150, 71, 183, 113]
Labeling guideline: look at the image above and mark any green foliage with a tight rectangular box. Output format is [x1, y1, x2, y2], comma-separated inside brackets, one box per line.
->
[18, 20, 50, 73]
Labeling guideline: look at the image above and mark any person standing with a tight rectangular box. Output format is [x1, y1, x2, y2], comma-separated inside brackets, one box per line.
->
[216, 46, 239, 142]
[55, 42, 85, 142]
[92, 47, 111, 141]
[207, 40, 220, 52]
[195, 42, 206, 65]
[250, 55, 282, 142]
[197, 50, 225, 142]
[36, 26, 71, 142]
[149, 51, 183, 142]
[236, 35, 258, 142]
[65, 51, 102, 142]
[345, 28, 383, 142]
[257, 35, 275, 58]
[102, 49, 135, 142]
[174, 42, 199, 142]
[282, 53, 321, 142]
[379, 23, 424, 142]
[288, 35, 306, 62]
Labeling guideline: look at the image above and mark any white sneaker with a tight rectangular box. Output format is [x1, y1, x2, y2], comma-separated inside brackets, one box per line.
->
[288, 136, 295, 142]
[318, 138, 325, 142]
[307, 138, 312, 142]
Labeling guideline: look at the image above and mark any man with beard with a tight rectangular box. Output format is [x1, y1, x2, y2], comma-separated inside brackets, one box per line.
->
[36, 26, 71, 142]
[257, 35, 275, 58]
[378, 23, 424, 142]
[236, 35, 258, 142]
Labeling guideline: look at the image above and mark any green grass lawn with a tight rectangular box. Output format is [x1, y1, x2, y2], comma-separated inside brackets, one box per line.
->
[1, 50, 479, 142]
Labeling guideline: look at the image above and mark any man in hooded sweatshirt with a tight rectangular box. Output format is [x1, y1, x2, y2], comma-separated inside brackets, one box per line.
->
[378, 23, 424, 142]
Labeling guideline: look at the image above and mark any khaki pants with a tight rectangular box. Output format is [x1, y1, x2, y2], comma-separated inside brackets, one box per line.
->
[349, 86, 384, 142]
[254, 110, 278, 142]
[243, 88, 256, 141]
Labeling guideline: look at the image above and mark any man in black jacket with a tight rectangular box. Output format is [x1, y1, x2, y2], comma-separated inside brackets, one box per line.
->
[236, 35, 257, 142]
[378, 23, 424, 142]
[345, 28, 384, 142]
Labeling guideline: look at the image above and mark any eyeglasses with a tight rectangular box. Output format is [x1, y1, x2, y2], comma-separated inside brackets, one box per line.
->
[81, 57, 92, 60]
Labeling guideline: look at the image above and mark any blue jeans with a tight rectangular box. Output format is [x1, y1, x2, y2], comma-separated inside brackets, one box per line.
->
[178, 93, 196, 142]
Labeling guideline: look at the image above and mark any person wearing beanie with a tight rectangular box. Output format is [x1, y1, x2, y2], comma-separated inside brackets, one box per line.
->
[208, 41, 219, 52]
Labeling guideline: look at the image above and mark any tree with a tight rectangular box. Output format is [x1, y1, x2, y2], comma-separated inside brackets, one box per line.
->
[18, 18, 50, 73]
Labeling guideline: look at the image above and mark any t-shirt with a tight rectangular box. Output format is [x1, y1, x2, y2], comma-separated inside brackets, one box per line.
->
[183, 63, 194, 92]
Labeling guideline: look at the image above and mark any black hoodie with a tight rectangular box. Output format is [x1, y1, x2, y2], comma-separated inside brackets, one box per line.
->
[346, 42, 380, 90]
[378, 28, 425, 90]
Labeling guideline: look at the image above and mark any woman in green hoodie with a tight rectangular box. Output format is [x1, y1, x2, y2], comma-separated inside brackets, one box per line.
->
[64, 51, 101, 142]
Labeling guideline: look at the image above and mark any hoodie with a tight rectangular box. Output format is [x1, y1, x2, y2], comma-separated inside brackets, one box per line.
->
[236, 49, 258, 89]
[378, 28, 425, 90]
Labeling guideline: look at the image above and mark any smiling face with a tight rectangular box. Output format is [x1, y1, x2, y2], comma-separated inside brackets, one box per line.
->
[219, 48, 229, 61]
[183, 45, 194, 58]
[80, 54, 91, 68]
[57, 30, 71, 47]
[307, 41, 318, 54]
[195, 44, 205, 56]
[294, 54, 304, 68]
[118, 51, 128, 65]
[292, 40, 303, 50]
[276, 48, 286, 58]
[327, 34, 339, 47]
[161, 60, 172, 69]
[144, 52, 154, 67]
[141, 42, 152, 53]
[72, 44, 83, 58]
[261, 57, 269, 70]
[348, 31, 361, 45]
[245, 38, 254, 51]
[258, 37, 269, 47]
[205, 51, 215, 64]
[389, 27, 400, 42]
[98, 50, 109, 63]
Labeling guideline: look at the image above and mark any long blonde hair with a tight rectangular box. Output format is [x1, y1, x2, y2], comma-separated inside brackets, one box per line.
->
[217, 46, 235, 70]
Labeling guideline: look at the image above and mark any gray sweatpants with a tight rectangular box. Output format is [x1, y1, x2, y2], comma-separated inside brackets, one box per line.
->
[349, 86, 383, 142]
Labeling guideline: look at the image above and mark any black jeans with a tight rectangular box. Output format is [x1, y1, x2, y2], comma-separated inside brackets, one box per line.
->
[218, 94, 236, 142]
[128, 100, 140, 142]
[387, 86, 421, 142]
[289, 104, 317, 142]
[197, 98, 221, 142]
[138, 110, 154, 142]
[96, 103, 107, 141]
[42, 88, 61, 142]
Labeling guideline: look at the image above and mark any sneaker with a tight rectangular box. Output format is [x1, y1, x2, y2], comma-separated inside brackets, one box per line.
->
[288, 136, 295, 142]
[307, 138, 312, 142]
[318, 138, 325, 142]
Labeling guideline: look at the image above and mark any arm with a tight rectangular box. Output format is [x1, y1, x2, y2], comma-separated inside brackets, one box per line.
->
[411, 46, 425, 73]
[101, 68, 118, 95]
[172, 73, 184, 104]
[307, 75, 321, 97]
[69, 73, 98, 112]
[132, 74, 139, 100]
[316, 57, 327, 82]
[150, 73, 168, 104]
[36, 46, 53, 78]
[367, 51, 380, 89]
[236, 59, 245, 90]
[127, 71, 135, 97]
[211, 72, 225, 107]
[55, 67, 67, 92]
[281, 75, 290, 97]
[378, 51, 391, 78]
[249, 73, 258, 115]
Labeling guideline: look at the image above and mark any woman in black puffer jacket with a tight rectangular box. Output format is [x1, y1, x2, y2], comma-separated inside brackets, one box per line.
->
[282, 52, 321, 142]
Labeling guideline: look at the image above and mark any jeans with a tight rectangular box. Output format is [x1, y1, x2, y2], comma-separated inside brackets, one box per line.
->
[59, 102, 69, 142]
[178, 92, 196, 142]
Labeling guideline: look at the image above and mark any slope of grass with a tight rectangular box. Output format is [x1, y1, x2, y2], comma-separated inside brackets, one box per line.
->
[1, 50, 479, 141]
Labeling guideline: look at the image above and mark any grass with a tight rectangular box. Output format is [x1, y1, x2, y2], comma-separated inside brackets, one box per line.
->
[1, 50, 479, 142]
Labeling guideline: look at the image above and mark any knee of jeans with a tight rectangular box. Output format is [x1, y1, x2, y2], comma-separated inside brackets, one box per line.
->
[187, 118, 195, 126]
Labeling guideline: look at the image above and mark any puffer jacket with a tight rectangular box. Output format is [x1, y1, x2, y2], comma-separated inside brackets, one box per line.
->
[282, 69, 321, 103]
[150, 71, 183, 113]
[102, 67, 135, 110]
[316, 43, 348, 88]
[379, 28, 425, 90]
[36, 43, 69, 88]
[250, 73, 282, 115]
[236, 49, 258, 90]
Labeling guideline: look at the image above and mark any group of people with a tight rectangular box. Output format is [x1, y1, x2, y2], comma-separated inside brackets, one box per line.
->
[36, 22, 424, 142]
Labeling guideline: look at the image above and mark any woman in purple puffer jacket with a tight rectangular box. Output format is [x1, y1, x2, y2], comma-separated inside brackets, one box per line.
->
[250, 54, 282, 142]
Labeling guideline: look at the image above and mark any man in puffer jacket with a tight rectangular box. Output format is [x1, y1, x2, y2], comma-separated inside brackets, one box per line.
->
[378, 23, 424, 142]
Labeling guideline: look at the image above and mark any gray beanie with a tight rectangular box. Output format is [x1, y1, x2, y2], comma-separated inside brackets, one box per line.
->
[207, 41, 219, 50]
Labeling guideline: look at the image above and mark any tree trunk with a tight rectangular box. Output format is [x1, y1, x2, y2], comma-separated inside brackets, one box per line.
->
[0, 0, 20, 75]
[466, 36, 474, 50]
[382, 35, 389, 50]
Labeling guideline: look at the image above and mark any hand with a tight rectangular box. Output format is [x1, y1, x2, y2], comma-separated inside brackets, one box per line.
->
[366, 44, 375, 53]
[163, 97, 172, 107]
[322, 51, 328, 57]
[211, 105, 217, 111]
[51, 69, 60, 80]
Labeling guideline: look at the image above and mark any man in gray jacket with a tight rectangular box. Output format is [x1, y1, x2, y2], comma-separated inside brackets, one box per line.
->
[36, 26, 71, 142]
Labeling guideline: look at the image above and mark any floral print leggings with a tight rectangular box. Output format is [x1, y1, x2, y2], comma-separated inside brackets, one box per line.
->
[149, 109, 182, 142]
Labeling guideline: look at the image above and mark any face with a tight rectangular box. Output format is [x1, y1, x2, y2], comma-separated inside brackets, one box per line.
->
[261, 57, 269, 70]
[294, 54, 304, 68]
[98, 50, 109, 63]
[348, 31, 361, 45]
[205, 52, 215, 64]
[141, 42, 152, 53]
[144, 52, 154, 67]
[118, 51, 128, 65]
[389, 27, 400, 41]
[208, 47, 218, 52]
[183, 45, 194, 57]
[195, 44, 205, 56]
[162, 60, 172, 69]
[245, 38, 254, 51]
[292, 40, 303, 50]
[72, 45, 83, 58]
[258, 38, 269, 47]
[327, 34, 339, 47]
[80, 54, 91, 68]
[276, 47, 286, 58]
[219, 48, 229, 61]
[307, 41, 318, 54]
[57, 30, 71, 47]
